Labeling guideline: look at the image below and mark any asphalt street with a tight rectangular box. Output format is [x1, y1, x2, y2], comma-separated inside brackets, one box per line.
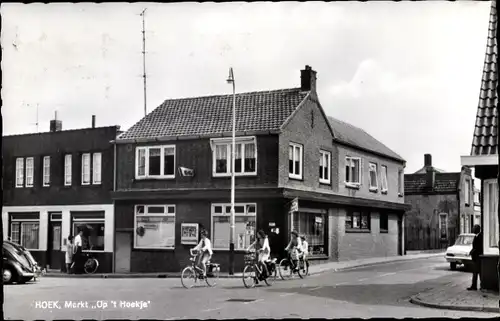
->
[4, 256, 499, 319]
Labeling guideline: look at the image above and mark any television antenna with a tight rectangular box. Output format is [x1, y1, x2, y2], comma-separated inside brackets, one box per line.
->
[140, 8, 148, 117]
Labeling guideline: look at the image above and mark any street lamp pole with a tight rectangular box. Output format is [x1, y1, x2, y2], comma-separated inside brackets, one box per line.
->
[227, 67, 236, 275]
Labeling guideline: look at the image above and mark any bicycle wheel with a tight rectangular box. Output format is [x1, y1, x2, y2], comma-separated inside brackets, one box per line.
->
[242, 265, 256, 288]
[297, 259, 308, 279]
[205, 265, 219, 287]
[84, 258, 99, 274]
[264, 262, 277, 286]
[278, 258, 292, 280]
[181, 267, 197, 289]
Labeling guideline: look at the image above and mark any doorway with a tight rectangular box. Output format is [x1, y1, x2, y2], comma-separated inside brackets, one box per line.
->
[115, 232, 131, 273]
[397, 217, 403, 256]
[48, 213, 62, 270]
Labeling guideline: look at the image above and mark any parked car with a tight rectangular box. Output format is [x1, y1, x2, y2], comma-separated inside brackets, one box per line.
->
[3, 240, 41, 284]
[445, 233, 475, 270]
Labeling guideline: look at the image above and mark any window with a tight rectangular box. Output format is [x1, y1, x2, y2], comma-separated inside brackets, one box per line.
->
[486, 181, 499, 249]
[25, 157, 34, 187]
[73, 221, 105, 251]
[319, 150, 331, 184]
[64, 154, 72, 186]
[381, 165, 388, 193]
[345, 210, 370, 231]
[345, 156, 361, 185]
[398, 169, 404, 196]
[379, 212, 389, 232]
[211, 137, 257, 176]
[15, 158, 24, 188]
[43, 156, 51, 187]
[293, 211, 327, 256]
[134, 205, 176, 249]
[135, 145, 176, 179]
[439, 213, 448, 239]
[369, 163, 378, 191]
[10, 221, 39, 250]
[81, 153, 91, 185]
[465, 179, 471, 206]
[289, 143, 303, 179]
[92, 153, 102, 185]
[211, 203, 256, 250]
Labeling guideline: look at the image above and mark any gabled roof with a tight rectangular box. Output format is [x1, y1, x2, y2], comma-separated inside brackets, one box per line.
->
[413, 166, 446, 174]
[117, 88, 309, 141]
[404, 171, 461, 194]
[327, 116, 405, 162]
[470, 0, 498, 156]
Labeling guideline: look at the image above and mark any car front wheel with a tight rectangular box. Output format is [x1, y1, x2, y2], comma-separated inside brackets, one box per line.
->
[450, 262, 457, 271]
[3, 268, 16, 284]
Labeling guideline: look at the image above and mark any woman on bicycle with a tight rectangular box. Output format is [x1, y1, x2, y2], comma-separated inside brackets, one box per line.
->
[285, 230, 302, 271]
[193, 229, 213, 277]
[247, 230, 271, 279]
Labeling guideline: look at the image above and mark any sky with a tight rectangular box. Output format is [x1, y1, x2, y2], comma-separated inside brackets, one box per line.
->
[1, 1, 493, 175]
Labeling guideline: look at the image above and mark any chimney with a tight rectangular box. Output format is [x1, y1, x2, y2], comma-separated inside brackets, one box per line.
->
[424, 154, 432, 167]
[92, 115, 96, 128]
[49, 111, 62, 132]
[300, 65, 317, 92]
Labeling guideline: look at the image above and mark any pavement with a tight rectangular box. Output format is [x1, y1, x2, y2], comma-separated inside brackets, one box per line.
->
[5, 255, 500, 319]
[44, 251, 446, 278]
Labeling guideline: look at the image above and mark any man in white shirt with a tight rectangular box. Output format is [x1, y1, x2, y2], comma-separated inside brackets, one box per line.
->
[73, 230, 84, 274]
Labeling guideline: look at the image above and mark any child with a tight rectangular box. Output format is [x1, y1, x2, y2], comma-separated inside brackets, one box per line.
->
[247, 230, 271, 280]
[66, 235, 75, 274]
[193, 229, 213, 277]
[285, 230, 302, 271]
[300, 235, 310, 271]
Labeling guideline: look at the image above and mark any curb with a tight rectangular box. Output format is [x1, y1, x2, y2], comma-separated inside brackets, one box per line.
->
[409, 295, 500, 313]
[43, 253, 443, 279]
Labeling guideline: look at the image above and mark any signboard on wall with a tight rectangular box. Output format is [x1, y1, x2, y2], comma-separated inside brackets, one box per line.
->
[181, 223, 199, 245]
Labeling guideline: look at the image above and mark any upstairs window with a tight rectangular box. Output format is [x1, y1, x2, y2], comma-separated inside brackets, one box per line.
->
[465, 179, 471, 206]
[15, 158, 24, 188]
[289, 142, 303, 180]
[64, 154, 72, 186]
[369, 163, 378, 191]
[25, 157, 34, 187]
[211, 137, 257, 177]
[381, 165, 389, 193]
[398, 169, 404, 196]
[135, 145, 176, 179]
[319, 150, 331, 184]
[43, 156, 51, 187]
[92, 153, 102, 185]
[82, 153, 91, 185]
[345, 156, 361, 186]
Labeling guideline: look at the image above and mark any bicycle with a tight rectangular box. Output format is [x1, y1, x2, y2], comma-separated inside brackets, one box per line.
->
[83, 252, 99, 274]
[242, 251, 277, 288]
[278, 248, 308, 280]
[181, 249, 220, 289]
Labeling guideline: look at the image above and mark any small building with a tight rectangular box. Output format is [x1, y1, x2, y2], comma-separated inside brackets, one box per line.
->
[2, 115, 120, 273]
[460, 0, 498, 291]
[111, 65, 409, 273]
[404, 154, 474, 252]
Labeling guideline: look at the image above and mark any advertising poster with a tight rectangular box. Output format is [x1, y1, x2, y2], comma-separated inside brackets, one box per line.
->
[181, 223, 199, 245]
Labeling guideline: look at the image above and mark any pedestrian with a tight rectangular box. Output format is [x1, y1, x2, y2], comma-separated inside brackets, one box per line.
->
[66, 235, 75, 274]
[300, 235, 310, 271]
[468, 224, 483, 291]
[73, 229, 84, 274]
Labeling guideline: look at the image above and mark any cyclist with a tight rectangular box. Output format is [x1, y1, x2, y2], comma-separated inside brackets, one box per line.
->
[285, 230, 302, 271]
[192, 229, 213, 278]
[247, 230, 271, 281]
[300, 234, 310, 272]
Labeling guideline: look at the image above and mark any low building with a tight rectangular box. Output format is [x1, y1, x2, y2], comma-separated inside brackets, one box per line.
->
[2, 115, 120, 273]
[460, 0, 498, 291]
[404, 154, 474, 251]
[111, 65, 409, 273]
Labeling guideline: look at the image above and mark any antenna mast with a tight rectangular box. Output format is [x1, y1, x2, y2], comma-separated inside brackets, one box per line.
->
[36, 103, 39, 132]
[140, 8, 148, 117]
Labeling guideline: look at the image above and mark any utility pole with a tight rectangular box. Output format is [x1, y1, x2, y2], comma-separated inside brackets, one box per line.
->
[140, 8, 148, 117]
[25, 103, 39, 132]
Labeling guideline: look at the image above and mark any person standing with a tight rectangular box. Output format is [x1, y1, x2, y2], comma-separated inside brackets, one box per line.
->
[65, 236, 75, 274]
[468, 224, 483, 291]
[73, 229, 84, 274]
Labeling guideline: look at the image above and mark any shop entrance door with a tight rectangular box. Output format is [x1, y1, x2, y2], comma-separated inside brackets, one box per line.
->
[48, 215, 62, 270]
[397, 217, 403, 256]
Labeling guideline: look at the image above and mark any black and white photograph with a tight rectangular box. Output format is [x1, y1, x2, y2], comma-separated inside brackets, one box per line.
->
[1, 1, 499, 319]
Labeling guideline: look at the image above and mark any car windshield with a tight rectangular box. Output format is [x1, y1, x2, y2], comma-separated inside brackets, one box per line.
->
[455, 235, 474, 245]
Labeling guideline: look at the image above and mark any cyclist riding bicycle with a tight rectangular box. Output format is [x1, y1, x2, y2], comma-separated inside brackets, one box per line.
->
[192, 229, 213, 278]
[285, 230, 302, 271]
[246, 230, 271, 281]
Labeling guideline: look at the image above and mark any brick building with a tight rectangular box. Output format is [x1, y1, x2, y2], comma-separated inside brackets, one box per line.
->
[460, 0, 498, 291]
[2, 115, 120, 273]
[111, 65, 410, 273]
[404, 154, 474, 253]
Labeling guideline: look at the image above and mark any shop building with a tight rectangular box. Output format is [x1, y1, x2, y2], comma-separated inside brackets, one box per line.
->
[111, 65, 409, 273]
[2, 115, 120, 273]
[460, 0, 498, 291]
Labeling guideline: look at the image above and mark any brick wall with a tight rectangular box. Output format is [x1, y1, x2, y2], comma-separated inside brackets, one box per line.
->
[404, 194, 459, 229]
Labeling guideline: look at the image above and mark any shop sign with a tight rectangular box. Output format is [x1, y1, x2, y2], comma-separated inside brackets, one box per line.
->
[269, 222, 276, 227]
[315, 216, 323, 224]
[143, 223, 159, 230]
[181, 223, 199, 245]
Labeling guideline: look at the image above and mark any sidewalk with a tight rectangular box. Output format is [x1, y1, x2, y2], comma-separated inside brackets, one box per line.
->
[44, 252, 444, 279]
[410, 273, 500, 313]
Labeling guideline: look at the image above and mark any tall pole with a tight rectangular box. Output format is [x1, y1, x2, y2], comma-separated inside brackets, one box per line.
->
[227, 67, 236, 275]
[140, 8, 148, 117]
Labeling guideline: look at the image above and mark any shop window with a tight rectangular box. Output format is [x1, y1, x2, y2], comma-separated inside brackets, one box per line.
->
[10, 221, 39, 250]
[211, 203, 256, 250]
[346, 210, 370, 231]
[294, 212, 326, 256]
[379, 213, 389, 232]
[73, 221, 105, 251]
[134, 205, 176, 249]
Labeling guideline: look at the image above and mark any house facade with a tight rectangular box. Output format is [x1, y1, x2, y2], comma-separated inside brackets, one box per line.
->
[460, 0, 498, 291]
[404, 154, 474, 252]
[2, 115, 120, 273]
[111, 65, 410, 273]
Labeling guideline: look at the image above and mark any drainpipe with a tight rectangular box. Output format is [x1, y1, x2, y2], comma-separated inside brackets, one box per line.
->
[112, 136, 117, 273]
